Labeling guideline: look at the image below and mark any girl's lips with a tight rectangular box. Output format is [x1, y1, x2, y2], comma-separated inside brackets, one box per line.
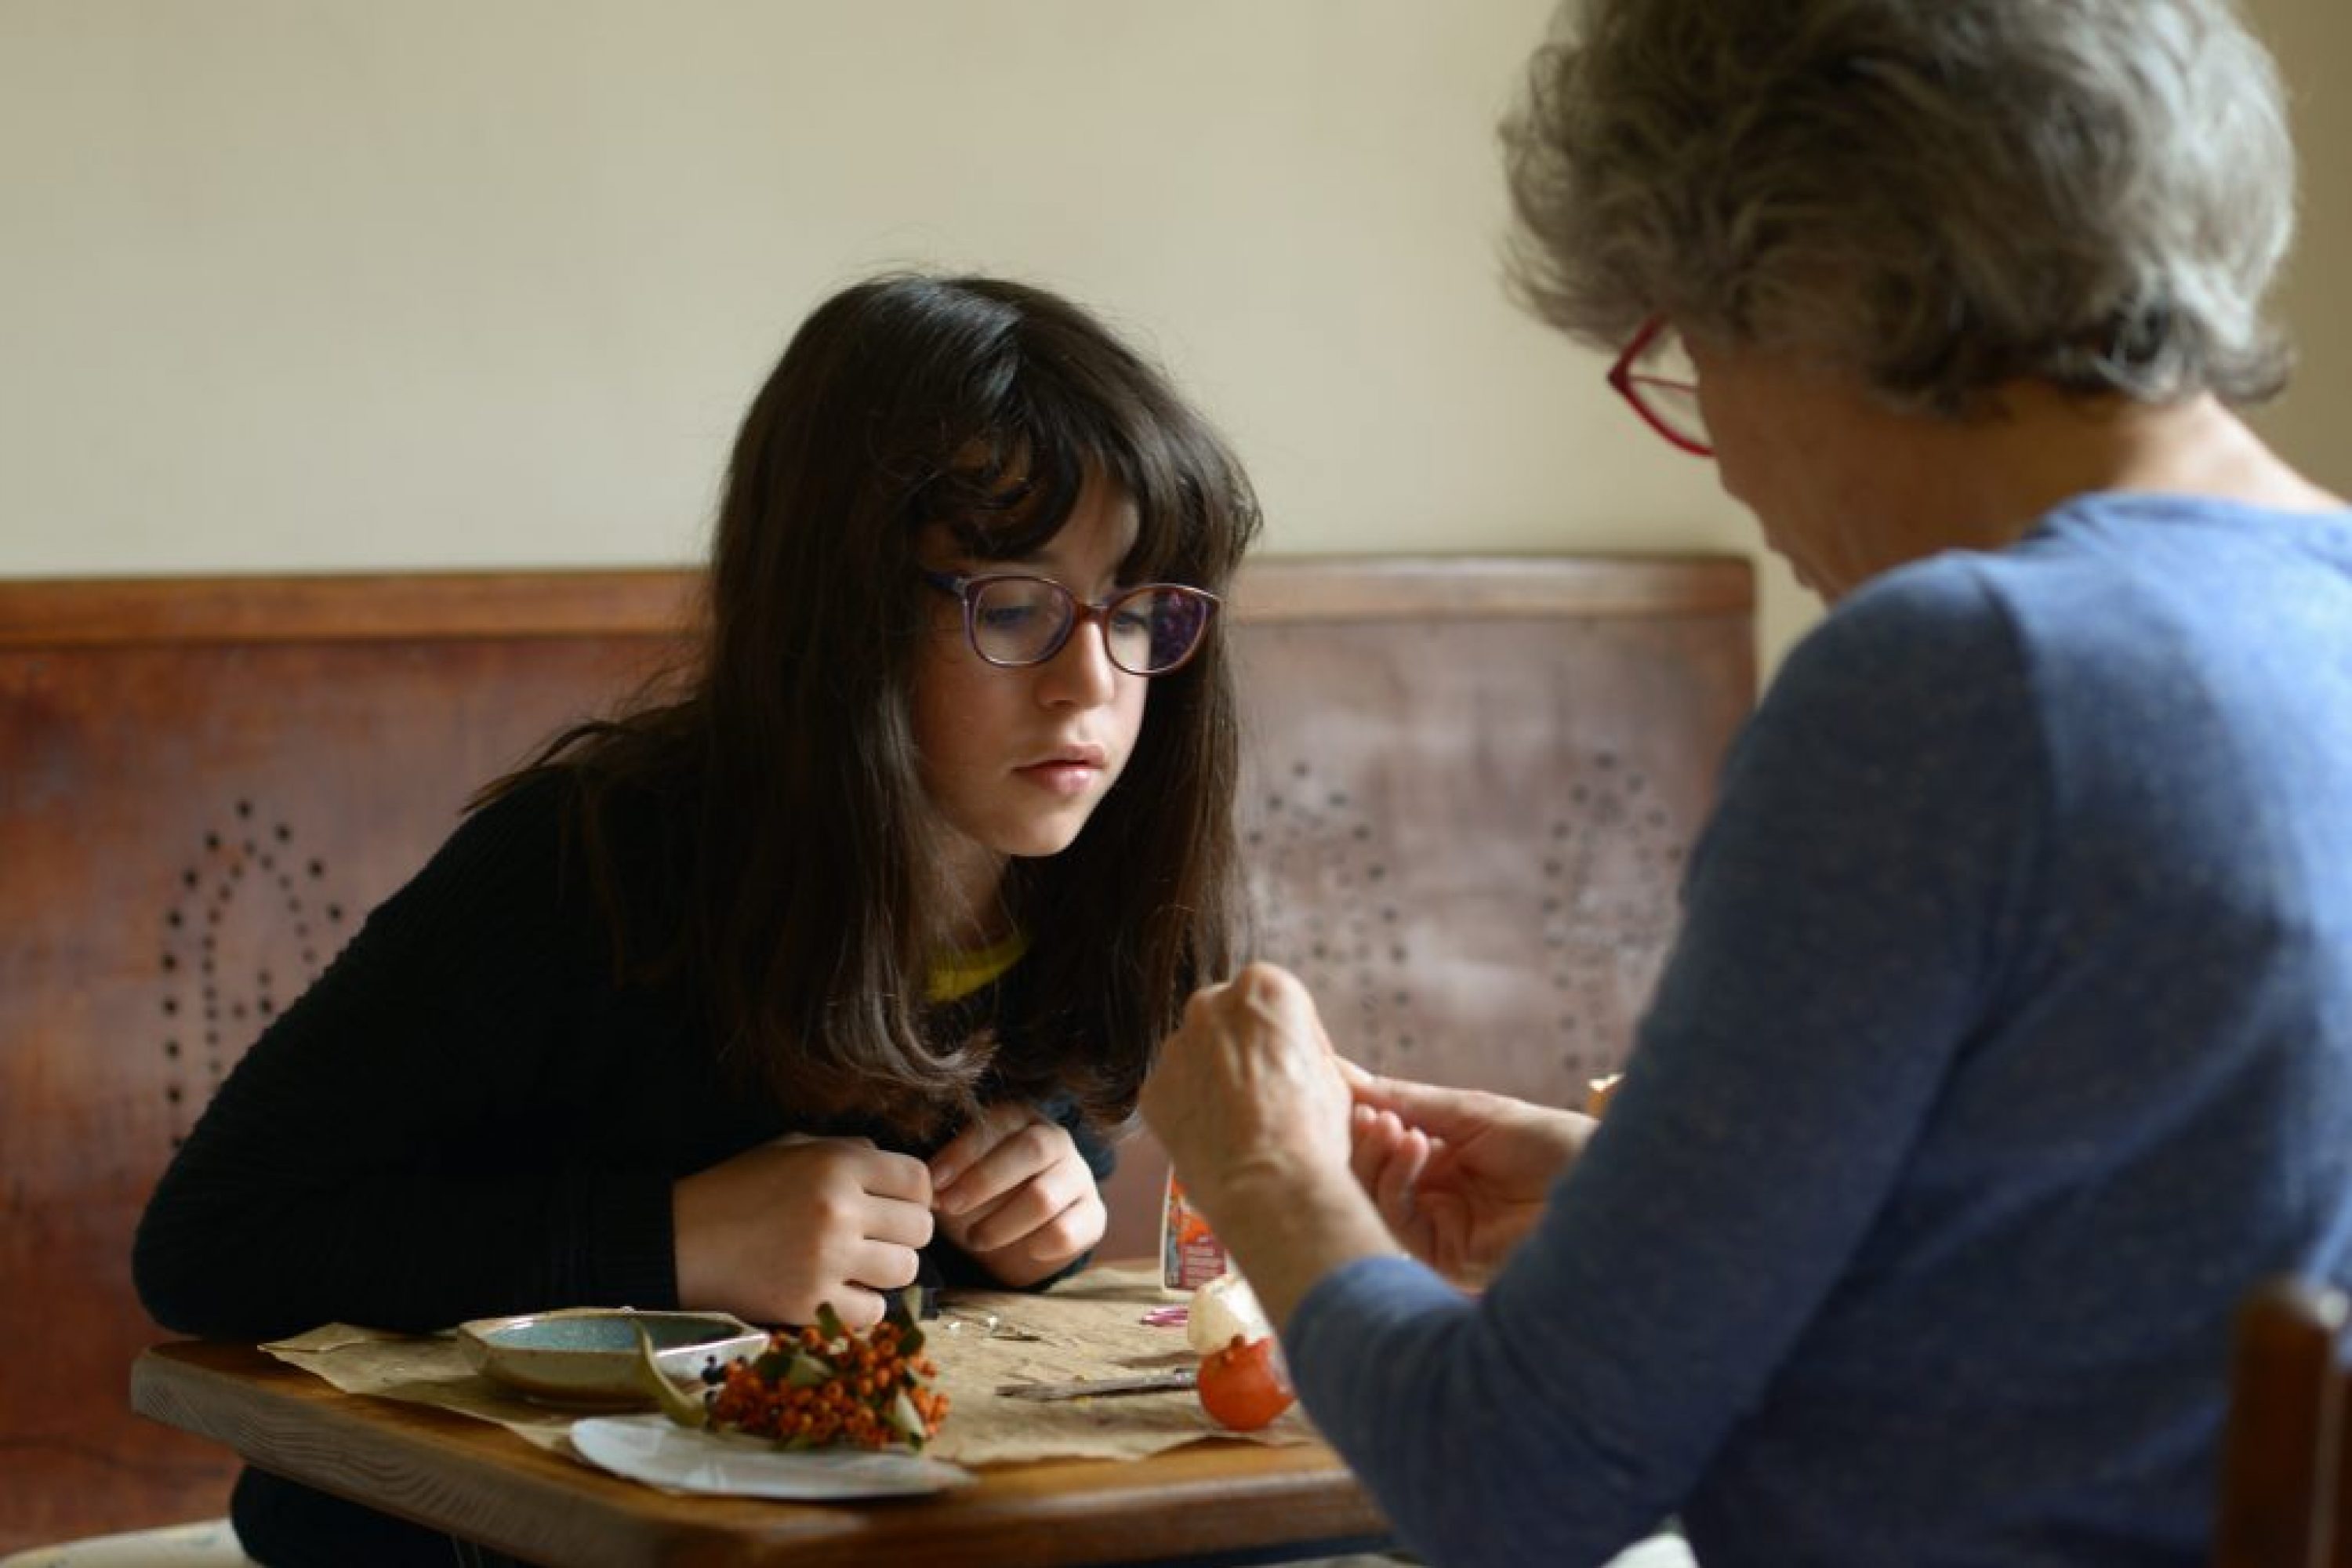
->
[1015, 760, 1102, 797]
[1017, 741, 1109, 771]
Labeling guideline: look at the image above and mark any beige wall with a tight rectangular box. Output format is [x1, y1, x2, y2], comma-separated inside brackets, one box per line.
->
[3, 2, 2344, 670]
[2244, 0, 2352, 503]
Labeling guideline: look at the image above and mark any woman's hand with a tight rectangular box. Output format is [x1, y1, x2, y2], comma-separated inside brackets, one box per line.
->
[929, 1104, 1107, 1287]
[1140, 963, 1396, 1329]
[1344, 1060, 1594, 1286]
[1142, 964, 1358, 1215]
[673, 1135, 934, 1328]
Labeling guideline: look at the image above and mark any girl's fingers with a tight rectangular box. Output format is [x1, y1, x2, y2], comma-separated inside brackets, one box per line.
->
[824, 1284, 889, 1330]
[935, 1119, 1064, 1216]
[1013, 1190, 1102, 1265]
[961, 1157, 1093, 1253]
[860, 1192, 938, 1250]
[848, 1239, 924, 1294]
[928, 1102, 1040, 1192]
[958, 1183, 1045, 1254]
[835, 1143, 935, 1204]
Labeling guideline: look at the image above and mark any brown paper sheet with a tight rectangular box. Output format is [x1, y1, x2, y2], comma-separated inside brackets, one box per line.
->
[262, 1263, 1316, 1467]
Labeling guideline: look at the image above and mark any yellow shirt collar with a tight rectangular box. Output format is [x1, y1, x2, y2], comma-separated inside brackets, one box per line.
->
[927, 928, 1030, 1004]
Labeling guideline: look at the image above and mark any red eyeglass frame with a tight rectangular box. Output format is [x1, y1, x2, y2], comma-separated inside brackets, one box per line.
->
[1606, 314, 1714, 457]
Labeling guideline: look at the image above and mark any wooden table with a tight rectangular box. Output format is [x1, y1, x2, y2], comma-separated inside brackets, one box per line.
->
[131, 1340, 1394, 1567]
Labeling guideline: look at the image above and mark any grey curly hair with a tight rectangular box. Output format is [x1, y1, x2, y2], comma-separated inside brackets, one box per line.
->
[1503, 0, 2297, 414]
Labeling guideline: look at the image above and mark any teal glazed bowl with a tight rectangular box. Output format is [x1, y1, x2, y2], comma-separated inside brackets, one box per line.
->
[457, 1308, 769, 1406]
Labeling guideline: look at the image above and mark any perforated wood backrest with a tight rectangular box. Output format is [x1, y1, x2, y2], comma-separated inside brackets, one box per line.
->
[2215, 1276, 2352, 1568]
[1097, 557, 1755, 1244]
[0, 554, 1752, 1550]
[0, 572, 699, 1552]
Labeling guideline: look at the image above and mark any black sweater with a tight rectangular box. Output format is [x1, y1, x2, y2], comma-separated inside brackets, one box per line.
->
[133, 772, 1109, 1563]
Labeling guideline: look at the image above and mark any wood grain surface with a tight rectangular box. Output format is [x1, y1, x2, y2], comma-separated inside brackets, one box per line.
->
[132, 1339, 1392, 1567]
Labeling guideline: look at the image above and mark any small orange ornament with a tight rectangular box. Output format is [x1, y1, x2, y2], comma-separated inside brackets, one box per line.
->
[1196, 1333, 1294, 1432]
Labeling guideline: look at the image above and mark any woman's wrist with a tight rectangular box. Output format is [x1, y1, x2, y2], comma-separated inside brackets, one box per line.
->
[1189, 1160, 1397, 1332]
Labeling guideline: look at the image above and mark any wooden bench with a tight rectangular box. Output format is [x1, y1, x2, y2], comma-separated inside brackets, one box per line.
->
[0, 554, 1754, 1551]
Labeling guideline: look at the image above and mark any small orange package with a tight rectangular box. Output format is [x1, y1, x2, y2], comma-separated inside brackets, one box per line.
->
[1160, 1170, 1230, 1295]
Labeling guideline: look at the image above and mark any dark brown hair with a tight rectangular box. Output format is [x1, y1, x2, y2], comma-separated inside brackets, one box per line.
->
[485, 274, 1261, 1136]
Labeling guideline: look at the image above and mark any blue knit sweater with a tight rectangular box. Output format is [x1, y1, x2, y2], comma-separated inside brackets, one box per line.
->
[1287, 494, 2352, 1566]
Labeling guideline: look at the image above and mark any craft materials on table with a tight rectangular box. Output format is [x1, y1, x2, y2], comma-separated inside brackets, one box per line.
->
[255, 1263, 1316, 1498]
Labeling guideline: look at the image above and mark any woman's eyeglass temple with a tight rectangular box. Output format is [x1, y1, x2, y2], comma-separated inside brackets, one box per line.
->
[920, 570, 1221, 677]
[1606, 314, 1714, 458]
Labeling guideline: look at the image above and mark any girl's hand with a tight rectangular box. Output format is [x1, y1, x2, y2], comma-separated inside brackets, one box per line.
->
[673, 1135, 934, 1328]
[929, 1105, 1107, 1287]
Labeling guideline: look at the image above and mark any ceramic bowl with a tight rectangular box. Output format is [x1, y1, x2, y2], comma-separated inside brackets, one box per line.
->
[457, 1308, 769, 1406]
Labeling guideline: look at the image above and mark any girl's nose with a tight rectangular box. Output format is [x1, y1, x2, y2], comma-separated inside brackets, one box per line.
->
[1035, 615, 1122, 706]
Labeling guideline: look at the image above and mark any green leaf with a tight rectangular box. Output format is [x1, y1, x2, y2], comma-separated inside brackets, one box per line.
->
[888, 1388, 927, 1449]
[785, 1350, 836, 1388]
[630, 1321, 711, 1429]
[815, 1301, 849, 1342]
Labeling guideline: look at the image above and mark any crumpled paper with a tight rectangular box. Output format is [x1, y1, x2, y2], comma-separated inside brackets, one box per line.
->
[262, 1263, 1316, 1468]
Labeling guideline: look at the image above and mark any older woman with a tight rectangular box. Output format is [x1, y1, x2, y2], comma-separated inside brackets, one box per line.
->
[1141, 2, 2352, 1565]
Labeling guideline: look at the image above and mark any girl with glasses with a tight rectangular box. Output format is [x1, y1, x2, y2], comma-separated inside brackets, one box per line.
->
[135, 273, 1260, 1566]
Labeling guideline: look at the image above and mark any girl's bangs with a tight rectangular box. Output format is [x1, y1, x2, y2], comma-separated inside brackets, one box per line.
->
[924, 336, 1225, 589]
[938, 414, 1190, 583]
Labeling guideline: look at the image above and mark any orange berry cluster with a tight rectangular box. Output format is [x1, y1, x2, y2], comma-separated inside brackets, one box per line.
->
[704, 1298, 949, 1452]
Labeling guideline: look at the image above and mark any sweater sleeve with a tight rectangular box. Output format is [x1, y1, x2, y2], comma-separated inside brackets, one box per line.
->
[132, 778, 681, 1338]
[1283, 567, 2045, 1566]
